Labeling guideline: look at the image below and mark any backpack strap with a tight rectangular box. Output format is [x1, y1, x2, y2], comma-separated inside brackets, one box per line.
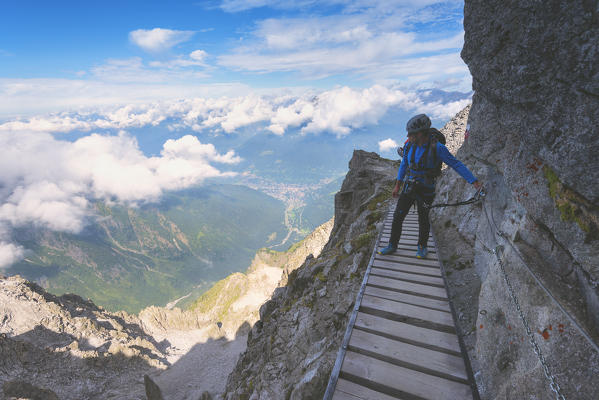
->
[404, 142, 414, 166]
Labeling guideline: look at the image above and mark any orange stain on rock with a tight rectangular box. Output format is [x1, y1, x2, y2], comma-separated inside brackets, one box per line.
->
[541, 329, 550, 340]
[479, 324, 484, 329]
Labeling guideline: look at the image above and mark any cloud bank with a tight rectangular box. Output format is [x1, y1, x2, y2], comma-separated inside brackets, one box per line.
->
[0, 131, 240, 268]
[0, 85, 471, 137]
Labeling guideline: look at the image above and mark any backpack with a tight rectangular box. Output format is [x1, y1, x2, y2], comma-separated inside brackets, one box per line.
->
[404, 128, 446, 181]
[428, 127, 446, 146]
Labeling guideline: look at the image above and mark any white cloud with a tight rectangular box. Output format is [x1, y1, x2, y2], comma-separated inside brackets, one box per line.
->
[216, 1, 467, 83]
[378, 138, 399, 153]
[0, 78, 255, 118]
[0, 241, 25, 269]
[0, 84, 471, 137]
[190, 50, 208, 62]
[129, 28, 195, 52]
[0, 131, 240, 268]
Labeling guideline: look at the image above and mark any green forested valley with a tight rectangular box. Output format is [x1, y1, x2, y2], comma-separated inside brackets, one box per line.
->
[8, 184, 288, 313]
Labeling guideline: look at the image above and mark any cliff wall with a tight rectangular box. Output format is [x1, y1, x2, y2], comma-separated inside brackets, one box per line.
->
[429, 2, 599, 398]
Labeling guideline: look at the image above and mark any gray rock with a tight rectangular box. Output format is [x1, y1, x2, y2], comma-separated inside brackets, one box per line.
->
[429, 3, 599, 397]
[3, 380, 59, 400]
[144, 375, 164, 400]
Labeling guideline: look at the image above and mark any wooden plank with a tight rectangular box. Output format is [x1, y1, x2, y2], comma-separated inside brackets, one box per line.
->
[382, 223, 426, 228]
[378, 243, 438, 255]
[372, 259, 441, 277]
[386, 229, 420, 234]
[380, 235, 432, 243]
[380, 240, 437, 252]
[375, 253, 439, 267]
[361, 295, 454, 328]
[367, 276, 448, 300]
[379, 238, 435, 248]
[332, 390, 362, 400]
[348, 329, 468, 382]
[334, 379, 402, 400]
[377, 244, 438, 257]
[382, 231, 422, 238]
[381, 231, 432, 239]
[382, 234, 435, 244]
[380, 234, 434, 242]
[364, 286, 450, 312]
[341, 351, 473, 400]
[383, 221, 419, 232]
[383, 222, 419, 227]
[378, 252, 438, 261]
[370, 267, 445, 287]
[384, 220, 419, 225]
[381, 234, 435, 244]
[383, 224, 420, 229]
[383, 229, 420, 235]
[354, 312, 461, 354]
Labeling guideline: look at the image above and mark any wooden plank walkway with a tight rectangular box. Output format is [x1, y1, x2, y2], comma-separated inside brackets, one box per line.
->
[324, 207, 476, 400]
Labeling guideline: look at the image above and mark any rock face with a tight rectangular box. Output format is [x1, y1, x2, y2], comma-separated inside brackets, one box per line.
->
[429, 2, 599, 398]
[223, 151, 396, 399]
[0, 276, 167, 400]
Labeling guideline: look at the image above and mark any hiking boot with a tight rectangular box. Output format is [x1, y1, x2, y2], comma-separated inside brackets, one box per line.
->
[416, 245, 428, 259]
[378, 245, 397, 255]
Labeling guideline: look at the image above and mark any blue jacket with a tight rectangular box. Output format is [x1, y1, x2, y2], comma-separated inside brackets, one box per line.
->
[397, 141, 477, 187]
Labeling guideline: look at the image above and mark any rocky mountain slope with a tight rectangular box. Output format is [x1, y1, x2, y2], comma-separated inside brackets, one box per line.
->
[0, 217, 333, 400]
[224, 151, 396, 399]
[0, 275, 165, 400]
[428, 1, 599, 398]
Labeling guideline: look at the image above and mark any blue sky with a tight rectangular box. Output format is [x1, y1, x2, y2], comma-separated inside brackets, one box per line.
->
[0, 0, 469, 116]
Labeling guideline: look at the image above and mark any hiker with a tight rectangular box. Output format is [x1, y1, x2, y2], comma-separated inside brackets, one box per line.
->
[378, 114, 482, 258]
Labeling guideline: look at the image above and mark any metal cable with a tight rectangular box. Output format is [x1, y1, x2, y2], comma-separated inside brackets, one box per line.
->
[480, 197, 599, 399]
[482, 200, 599, 354]
[425, 188, 485, 209]
[491, 243, 566, 400]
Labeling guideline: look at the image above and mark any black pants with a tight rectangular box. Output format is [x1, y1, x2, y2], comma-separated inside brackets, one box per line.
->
[389, 184, 435, 248]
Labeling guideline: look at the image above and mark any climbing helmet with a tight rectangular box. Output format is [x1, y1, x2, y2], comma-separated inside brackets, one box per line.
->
[406, 114, 431, 134]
